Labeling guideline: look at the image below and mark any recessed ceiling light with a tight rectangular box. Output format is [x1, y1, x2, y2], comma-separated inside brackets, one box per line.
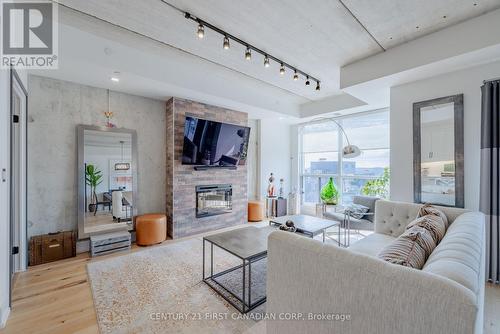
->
[110, 77, 120, 82]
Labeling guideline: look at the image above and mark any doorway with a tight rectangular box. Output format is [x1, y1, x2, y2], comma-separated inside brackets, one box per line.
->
[10, 69, 28, 304]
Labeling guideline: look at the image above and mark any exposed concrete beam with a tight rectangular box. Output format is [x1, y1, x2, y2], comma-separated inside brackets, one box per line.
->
[340, 8, 500, 89]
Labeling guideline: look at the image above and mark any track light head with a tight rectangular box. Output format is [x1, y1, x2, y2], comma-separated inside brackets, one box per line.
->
[223, 36, 230, 49]
[293, 70, 298, 81]
[245, 47, 251, 60]
[197, 23, 204, 38]
[305, 76, 310, 86]
[264, 55, 270, 67]
[280, 63, 285, 75]
[316, 81, 321, 91]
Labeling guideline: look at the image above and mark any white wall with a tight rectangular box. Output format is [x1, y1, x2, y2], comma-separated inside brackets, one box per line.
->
[259, 119, 291, 199]
[390, 60, 500, 210]
[247, 119, 260, 200]
[0, 69, 28, 327]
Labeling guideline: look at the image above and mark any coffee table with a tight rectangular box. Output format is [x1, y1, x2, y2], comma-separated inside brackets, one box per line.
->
[203, 226, 274, 313]
[269, 214, 341, 245]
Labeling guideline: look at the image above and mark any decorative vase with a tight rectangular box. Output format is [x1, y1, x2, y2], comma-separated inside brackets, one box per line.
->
[320, 177, 338, 205]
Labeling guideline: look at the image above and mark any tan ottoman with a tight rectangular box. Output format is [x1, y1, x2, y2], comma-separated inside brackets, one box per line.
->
[135, 214, 167, 246]
[248, 201, 264, 222]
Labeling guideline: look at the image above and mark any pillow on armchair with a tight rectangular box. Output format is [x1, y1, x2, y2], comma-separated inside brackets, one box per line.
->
[345, 204, 370, 219]
[352, 196, 380, 221]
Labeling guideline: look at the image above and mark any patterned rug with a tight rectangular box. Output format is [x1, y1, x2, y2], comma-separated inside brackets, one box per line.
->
[87, 237, 266, 334]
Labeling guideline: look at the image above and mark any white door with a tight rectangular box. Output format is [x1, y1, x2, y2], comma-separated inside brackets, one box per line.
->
[10, 72, 27, 274]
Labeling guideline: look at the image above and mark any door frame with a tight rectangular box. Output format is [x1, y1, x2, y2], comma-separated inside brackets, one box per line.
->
[9, 68, 28, 306]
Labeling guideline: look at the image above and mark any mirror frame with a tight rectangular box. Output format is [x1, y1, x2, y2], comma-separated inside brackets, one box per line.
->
[413, 94, 464, 208]
[77, 125, 138, 240]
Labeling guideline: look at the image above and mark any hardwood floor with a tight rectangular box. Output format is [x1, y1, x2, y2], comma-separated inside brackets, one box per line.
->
[1, 230, 499, 334]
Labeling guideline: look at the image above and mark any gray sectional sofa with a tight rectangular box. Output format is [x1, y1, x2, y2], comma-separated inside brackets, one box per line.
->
[266, 200, 485, 334]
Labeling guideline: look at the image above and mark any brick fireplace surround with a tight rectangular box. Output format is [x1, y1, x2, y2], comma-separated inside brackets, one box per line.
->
[165, 98, 248, 238]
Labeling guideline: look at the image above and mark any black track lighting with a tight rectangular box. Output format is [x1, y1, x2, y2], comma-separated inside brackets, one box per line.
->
[183, 11, 320, 89]
[197, 23, 204, 38]
[223, 36, 230, 49]
[245, 47, 251, 60]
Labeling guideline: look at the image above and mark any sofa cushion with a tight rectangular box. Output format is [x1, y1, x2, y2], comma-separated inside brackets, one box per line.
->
[377, 226, 436, 269]
[422, 212, 485, 294]
[348, 233, 395, 257]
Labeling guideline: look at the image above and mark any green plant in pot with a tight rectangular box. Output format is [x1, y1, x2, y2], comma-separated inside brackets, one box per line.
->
[85, 164, 102, 215]
[320, 177, 338, 205]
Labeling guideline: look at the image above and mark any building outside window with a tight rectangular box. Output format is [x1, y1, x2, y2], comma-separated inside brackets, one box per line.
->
[299, 109, 390, 206]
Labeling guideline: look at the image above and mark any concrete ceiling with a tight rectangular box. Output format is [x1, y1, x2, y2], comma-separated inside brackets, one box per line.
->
[32, 0, 500, 120]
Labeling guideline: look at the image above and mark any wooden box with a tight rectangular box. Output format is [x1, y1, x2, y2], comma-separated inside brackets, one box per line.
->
[29, 231, 76, 266]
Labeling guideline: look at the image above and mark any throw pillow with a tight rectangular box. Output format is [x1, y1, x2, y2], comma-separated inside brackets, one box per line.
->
[345, 203, 369, 220]
[407, 204, 448, 244]
[377, 225, 436, 269]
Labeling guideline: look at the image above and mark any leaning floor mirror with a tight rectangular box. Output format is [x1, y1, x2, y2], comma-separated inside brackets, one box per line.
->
[77, 125, 138, 239]
[413, 94, 464, 208]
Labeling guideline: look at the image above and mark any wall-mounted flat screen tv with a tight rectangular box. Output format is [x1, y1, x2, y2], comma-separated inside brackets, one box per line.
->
[182, 116, 251, 166]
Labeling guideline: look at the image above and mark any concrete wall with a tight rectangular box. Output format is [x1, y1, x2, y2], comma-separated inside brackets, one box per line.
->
[165, 98, 248, 238]
[27, 76, 166, 238]
[0, 69, 28, 327]
[390, 60, 500, 210]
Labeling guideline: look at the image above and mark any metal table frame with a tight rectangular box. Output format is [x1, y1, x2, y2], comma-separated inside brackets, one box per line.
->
[202, 238, 267, 314]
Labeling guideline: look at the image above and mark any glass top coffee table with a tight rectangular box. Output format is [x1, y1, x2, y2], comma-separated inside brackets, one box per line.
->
[269, 214, 341, 245]
[203, 226, 275, 313]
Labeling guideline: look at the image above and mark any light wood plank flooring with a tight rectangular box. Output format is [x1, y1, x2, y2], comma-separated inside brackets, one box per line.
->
[1, 227, 499, 334]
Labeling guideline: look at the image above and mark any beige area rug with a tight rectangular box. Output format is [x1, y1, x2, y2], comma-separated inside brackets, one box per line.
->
[87, 237, 266, 334]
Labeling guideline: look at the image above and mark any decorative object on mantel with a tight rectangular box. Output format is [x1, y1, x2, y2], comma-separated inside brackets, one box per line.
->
[29, 231, 76, 266]
[320, 177, 338, 205]
[279, 178, 285, 198]
[267, 172, 276, 197]
[104, 89, 116, 128]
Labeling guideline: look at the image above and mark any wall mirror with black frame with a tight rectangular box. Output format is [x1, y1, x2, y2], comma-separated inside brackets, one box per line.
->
[413, 94, 464, 208]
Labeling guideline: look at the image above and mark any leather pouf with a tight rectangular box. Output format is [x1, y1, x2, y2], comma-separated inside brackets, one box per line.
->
[135, 214, 167, 246]
[248, 201, 264, 222]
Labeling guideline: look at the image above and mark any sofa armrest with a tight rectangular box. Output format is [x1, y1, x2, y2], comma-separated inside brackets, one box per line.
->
[266, 231, 478, 334]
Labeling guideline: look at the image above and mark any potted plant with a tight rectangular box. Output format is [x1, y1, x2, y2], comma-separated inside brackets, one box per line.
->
[85, 164, 102, 213]
[320, 177, 338, 205]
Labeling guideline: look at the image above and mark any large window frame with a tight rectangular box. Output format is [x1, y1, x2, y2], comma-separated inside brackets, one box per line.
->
[299, 109, 389, 206]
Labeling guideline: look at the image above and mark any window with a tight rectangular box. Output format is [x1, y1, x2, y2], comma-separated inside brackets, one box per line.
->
[299, 110, 389, 205]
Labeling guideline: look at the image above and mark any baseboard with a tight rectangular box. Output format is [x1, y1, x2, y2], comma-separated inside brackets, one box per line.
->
[0, 306, 10, 329]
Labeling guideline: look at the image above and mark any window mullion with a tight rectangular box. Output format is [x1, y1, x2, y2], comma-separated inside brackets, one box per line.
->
[338, 120, 344, 204]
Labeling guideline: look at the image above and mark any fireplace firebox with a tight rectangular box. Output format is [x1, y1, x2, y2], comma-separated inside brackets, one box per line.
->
[196, 184, 232, 218]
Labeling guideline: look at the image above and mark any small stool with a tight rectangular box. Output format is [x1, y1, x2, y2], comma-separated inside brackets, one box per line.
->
[248, 201, 264, 222]
[135, 214, 167, 246]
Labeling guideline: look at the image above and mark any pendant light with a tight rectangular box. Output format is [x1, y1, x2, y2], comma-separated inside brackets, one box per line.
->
[115, 140, 130, 171]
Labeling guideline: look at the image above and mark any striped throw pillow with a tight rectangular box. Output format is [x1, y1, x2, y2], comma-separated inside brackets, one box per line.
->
[377, 226, 436, 269]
